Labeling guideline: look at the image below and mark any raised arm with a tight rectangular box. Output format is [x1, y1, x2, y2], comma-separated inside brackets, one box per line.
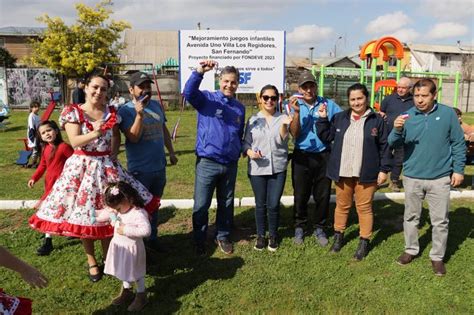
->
[183, 60, 217, 110]
[387, 115, 407, 148]
[288, 97, 301, 138]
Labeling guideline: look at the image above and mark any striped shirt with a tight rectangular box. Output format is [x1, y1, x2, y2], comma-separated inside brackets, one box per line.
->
[339, 110, 370, 178]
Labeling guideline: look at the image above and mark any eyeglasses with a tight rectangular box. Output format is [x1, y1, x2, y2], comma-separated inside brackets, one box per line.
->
[262, 95, 278, 102]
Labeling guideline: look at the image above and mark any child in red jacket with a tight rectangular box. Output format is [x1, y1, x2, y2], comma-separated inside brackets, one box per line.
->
[28, 120, 73, 256]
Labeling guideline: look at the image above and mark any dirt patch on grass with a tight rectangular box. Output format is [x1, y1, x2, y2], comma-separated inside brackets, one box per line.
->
[0, 210, 28, 232]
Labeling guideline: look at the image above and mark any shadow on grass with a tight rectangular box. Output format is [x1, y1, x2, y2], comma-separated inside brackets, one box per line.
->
[157, 206, 178, 227]
[3, 125, 25, 133]
[172, 149, 196, 156]
[418, 206, 473, 263]
[92, 231, 244, 315]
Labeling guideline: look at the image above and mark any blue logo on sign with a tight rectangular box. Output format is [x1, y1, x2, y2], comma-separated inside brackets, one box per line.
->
[239, 72, 252, 84]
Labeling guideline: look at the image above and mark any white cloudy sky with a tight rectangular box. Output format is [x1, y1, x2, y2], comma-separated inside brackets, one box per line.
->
[0, 0, 472, 58]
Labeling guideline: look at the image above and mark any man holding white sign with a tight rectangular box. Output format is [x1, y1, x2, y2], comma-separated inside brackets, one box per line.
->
[183, 60, 245, 256]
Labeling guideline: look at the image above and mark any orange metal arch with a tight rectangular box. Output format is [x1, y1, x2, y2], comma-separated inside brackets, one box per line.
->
[359, 40, 391, 62]
[359, 40, 376, 60]
[372, 36, 404, 59]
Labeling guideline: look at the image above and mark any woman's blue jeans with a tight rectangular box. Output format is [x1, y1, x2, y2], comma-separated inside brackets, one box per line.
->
[249, 171, 287, 237]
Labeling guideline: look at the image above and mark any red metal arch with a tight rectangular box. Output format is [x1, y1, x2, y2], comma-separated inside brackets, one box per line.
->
[359, 40, 391, 62]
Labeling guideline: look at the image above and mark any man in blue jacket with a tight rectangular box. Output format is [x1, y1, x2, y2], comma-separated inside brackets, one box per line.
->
[388, 78, 465, 276]
[183, 60, 245, 255]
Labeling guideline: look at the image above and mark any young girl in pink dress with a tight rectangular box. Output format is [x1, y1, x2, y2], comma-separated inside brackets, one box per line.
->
[28, 120, 74, 256]
[29, 74, 160, 283]
[98, 181, 151, 312]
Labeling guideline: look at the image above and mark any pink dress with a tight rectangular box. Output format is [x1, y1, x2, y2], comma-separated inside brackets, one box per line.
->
[103, 207, 151, 282]
[29, 105, 160, 239]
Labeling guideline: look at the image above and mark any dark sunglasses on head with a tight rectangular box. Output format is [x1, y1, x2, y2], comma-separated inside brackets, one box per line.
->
[262, 95, 278, 102]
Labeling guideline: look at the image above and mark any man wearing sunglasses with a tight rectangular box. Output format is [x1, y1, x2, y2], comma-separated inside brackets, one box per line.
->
[184, 60, 245, 256]
[288, 71, 342, 246]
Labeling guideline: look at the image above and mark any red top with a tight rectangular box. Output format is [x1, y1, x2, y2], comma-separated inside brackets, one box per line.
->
[31, 142, 73, 199]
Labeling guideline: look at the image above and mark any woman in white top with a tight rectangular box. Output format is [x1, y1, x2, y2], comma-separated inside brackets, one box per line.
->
[243, 85, 292, 252]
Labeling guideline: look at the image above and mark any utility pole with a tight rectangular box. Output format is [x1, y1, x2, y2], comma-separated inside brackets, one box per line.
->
[334, 36, 342, 58]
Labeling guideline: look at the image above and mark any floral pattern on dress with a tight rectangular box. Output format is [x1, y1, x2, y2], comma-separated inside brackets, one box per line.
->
[29, 105, 160, 239]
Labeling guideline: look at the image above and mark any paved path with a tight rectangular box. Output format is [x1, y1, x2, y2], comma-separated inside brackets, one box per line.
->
[1, 190, 473, 210]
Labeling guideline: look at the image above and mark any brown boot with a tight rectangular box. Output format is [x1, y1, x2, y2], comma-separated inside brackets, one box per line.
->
[127, 292, 148, 312]
[111, 287, 134, 306]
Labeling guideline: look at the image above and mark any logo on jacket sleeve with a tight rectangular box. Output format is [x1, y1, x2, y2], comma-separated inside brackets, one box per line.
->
[371, 128, 378, 136]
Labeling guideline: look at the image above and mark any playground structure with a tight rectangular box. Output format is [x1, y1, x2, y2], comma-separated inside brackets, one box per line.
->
[311, 36, 462, 109]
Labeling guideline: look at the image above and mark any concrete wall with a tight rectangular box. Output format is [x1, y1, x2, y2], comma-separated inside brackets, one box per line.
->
[121, 30, 179, 65]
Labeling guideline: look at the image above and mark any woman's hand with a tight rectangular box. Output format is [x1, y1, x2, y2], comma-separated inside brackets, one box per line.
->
[282, 114, 293, 127]
[246, 148, 263, 160]
[91, 119, 104, 132]
[377, 172, 388, 186]
[318, 103, 328, 118]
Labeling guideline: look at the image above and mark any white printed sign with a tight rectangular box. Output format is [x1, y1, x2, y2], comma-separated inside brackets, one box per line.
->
[179, 30, 285, 94]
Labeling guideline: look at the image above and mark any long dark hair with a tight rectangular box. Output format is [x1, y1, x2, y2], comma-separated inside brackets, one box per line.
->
[35, 120, 64, 162]
[104, 181, 145, 209]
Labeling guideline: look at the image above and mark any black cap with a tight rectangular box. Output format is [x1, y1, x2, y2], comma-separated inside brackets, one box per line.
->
[298, 72, 317, 87]
[129, 72, 153, 86]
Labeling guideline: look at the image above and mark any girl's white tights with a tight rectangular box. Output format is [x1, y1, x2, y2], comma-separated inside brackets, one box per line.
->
[123, 277, 145, 293]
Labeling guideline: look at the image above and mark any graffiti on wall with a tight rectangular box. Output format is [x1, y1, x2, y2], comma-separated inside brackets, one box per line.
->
[0, 68, 6, 106]
[6, 69, 60, 107]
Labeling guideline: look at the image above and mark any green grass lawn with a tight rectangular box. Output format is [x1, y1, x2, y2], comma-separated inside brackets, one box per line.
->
[1, 199, 473, 314]
[1, 109, 474, 199]
[0, 109, 473, 313]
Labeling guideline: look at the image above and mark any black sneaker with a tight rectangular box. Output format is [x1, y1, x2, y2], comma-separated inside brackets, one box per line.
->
[267, 236, 278, 252]
[216, 239, 233, 255]
[37, 237, 53, 256]
[254, 236, 266, 251]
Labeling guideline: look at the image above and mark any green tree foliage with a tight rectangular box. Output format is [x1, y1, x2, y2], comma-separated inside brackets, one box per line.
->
[27, 0, 130, 77]
[0, 47, 17, 68]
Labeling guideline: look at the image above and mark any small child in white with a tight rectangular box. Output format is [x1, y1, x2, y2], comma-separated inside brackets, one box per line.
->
[27, 101, 41, 168]
[99, 181, 153, 312]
